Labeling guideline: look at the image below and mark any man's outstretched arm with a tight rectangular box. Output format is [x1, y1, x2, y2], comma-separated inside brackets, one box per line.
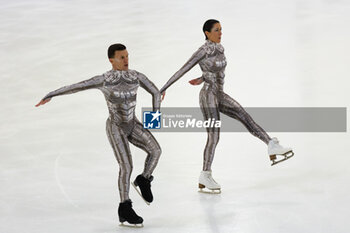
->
[36, 75, 104, 107]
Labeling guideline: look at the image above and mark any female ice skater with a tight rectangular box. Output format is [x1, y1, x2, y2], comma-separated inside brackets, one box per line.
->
[36, 44, 161, 227]
[160, 19, 294, 194]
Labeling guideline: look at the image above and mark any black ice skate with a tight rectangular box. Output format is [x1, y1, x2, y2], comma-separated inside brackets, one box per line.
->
[118, 200, 143, 228]
[132, 174, 154, 205]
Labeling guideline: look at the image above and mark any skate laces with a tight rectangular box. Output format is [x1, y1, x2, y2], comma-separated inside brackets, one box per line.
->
[207, 173, 218, 184]
[210, 177, 218, 185]
[138, 175, 152, 188]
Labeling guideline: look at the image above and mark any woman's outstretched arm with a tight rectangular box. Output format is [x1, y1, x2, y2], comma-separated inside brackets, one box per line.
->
[160, 47, 206, 94]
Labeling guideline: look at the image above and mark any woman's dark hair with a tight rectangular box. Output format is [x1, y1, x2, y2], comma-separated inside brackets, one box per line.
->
[108, 43, 127, 58]
[202, 19, 220, 40]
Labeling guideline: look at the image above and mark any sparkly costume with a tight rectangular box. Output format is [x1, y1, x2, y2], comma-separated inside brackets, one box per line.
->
[44, 69, 161, 201]
[160, 40, 271, 171]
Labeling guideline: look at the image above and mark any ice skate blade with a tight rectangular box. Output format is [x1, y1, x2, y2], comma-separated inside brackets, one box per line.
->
[119, 222, 144, 228]
[198, 184, 221, 194]
[270, 151, 294, 166]
[198, 188, 221, 194]
[132, 182, 150, 205]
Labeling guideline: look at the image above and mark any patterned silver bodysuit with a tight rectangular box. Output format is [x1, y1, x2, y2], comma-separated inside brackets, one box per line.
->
[44, 69, 162, 202]
[160, 40, 271, 171]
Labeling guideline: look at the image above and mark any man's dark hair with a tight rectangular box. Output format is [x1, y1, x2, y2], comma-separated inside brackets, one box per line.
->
[108, 43, 127, 58]
[202, 19, 220, 40]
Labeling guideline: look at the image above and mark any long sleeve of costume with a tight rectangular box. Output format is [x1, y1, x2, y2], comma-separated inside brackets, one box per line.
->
[160, 47, 206, 93]
[137, 72, 161, 112]
[43, 75, 105, 100]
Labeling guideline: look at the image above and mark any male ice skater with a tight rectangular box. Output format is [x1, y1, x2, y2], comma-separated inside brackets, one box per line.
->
[36, 43, 161, 227]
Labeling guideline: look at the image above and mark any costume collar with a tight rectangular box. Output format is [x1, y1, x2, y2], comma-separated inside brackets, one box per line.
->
[203, 40, 224, 54]
[104, 69, 137, 82]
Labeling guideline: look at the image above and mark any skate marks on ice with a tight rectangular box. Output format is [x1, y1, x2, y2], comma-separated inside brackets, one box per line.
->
[132, 181, 150, 205]
[270, 150, 294, 166]
[54, 153, 80, 208]
[54, 153, 116, 224]
[198, 190, 231, 233]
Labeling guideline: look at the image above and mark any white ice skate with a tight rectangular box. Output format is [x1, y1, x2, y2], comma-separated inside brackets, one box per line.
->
[198, 171, 221, 194]
[268, 137, 294, 166]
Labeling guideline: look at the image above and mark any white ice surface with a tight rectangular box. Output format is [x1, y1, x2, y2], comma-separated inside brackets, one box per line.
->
[1, 0, 349, 232]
